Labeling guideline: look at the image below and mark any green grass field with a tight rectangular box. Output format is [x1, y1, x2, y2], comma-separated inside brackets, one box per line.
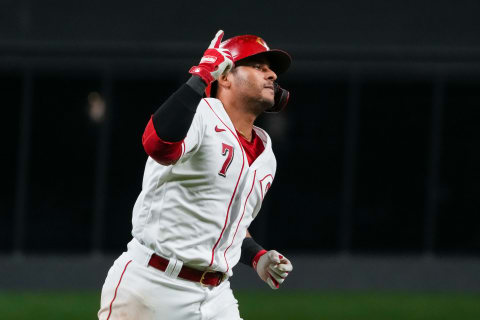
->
[0, 291, 479, 320]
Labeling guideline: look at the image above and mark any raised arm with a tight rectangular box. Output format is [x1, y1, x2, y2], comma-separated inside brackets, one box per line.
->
[142, 30, 233, 165]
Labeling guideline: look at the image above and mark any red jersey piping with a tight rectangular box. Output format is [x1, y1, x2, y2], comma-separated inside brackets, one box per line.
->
[106, 259, 132, 320]
[204, 99, 246, 267]
[223, 170, 257, 272]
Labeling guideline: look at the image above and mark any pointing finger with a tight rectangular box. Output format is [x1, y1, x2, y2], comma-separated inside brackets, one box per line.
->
[209, 30, 224, 49]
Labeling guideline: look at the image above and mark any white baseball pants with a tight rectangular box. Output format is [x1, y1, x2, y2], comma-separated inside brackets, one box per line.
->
[98, 238, 243, 320]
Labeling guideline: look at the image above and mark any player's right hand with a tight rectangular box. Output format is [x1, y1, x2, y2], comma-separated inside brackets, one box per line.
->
[189, 30, 234, 85]
[254, 250, 293, 290]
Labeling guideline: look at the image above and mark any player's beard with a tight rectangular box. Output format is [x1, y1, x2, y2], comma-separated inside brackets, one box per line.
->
[236, 76, 274, 116]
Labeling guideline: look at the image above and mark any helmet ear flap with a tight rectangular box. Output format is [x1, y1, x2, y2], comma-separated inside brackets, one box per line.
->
[265, 82, 289, 113]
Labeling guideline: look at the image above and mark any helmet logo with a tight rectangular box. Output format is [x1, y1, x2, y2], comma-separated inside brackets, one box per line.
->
[256, 37, 270, 50]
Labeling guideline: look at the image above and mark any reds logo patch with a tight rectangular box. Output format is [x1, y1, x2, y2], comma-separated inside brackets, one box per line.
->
[200, 55, 217, 64]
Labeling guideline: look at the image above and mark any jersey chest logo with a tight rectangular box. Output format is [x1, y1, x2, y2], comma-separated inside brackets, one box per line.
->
[214, 125, 226, 133]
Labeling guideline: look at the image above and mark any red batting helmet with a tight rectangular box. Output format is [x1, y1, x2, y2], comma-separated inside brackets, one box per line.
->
[206, 34, 291, 112]
[221, 35, 291, 74]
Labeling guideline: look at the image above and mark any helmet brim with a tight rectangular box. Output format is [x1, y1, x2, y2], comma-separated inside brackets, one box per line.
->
[236, 49, 291, 75]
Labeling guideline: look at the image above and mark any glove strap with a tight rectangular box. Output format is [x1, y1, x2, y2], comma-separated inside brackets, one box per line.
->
[252, 250, 268, 270]
[189, 66, 214, 85]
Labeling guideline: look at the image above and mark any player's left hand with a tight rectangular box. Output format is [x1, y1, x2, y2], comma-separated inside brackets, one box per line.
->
[254, 250, 293, 290]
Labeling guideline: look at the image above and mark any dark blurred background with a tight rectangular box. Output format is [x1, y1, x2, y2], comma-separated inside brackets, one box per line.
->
[1, 0, 480, 296]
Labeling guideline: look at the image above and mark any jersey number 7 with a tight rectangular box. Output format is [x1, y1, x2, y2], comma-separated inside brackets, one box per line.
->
[218, 143, 234, 177]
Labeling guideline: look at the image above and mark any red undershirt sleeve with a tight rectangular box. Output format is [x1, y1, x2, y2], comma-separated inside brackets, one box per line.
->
[142, 116, 183, 165]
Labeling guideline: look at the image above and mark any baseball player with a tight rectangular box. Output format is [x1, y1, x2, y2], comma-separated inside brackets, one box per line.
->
[98, 30, 293, 320]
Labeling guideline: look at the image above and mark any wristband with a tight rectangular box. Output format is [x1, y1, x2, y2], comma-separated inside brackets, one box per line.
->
[239, 237, 264, 268]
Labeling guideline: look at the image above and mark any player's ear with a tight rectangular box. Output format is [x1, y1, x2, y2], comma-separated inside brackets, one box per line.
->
[217, 72, 232, 90]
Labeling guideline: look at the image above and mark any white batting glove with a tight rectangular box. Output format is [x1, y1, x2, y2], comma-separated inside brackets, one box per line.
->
[189, 30, 234, 84]
[253, 250, 293, 290]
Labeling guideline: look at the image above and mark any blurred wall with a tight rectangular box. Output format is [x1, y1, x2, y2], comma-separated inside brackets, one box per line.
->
[1, 0, 480, 259]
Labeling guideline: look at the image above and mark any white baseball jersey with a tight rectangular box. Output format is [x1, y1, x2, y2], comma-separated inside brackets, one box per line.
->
[131, 98, 276, 276]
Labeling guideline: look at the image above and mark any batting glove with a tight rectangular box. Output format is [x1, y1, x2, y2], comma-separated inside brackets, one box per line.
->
[253, 250, 293, 290]
[189, 30, 234, 85]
